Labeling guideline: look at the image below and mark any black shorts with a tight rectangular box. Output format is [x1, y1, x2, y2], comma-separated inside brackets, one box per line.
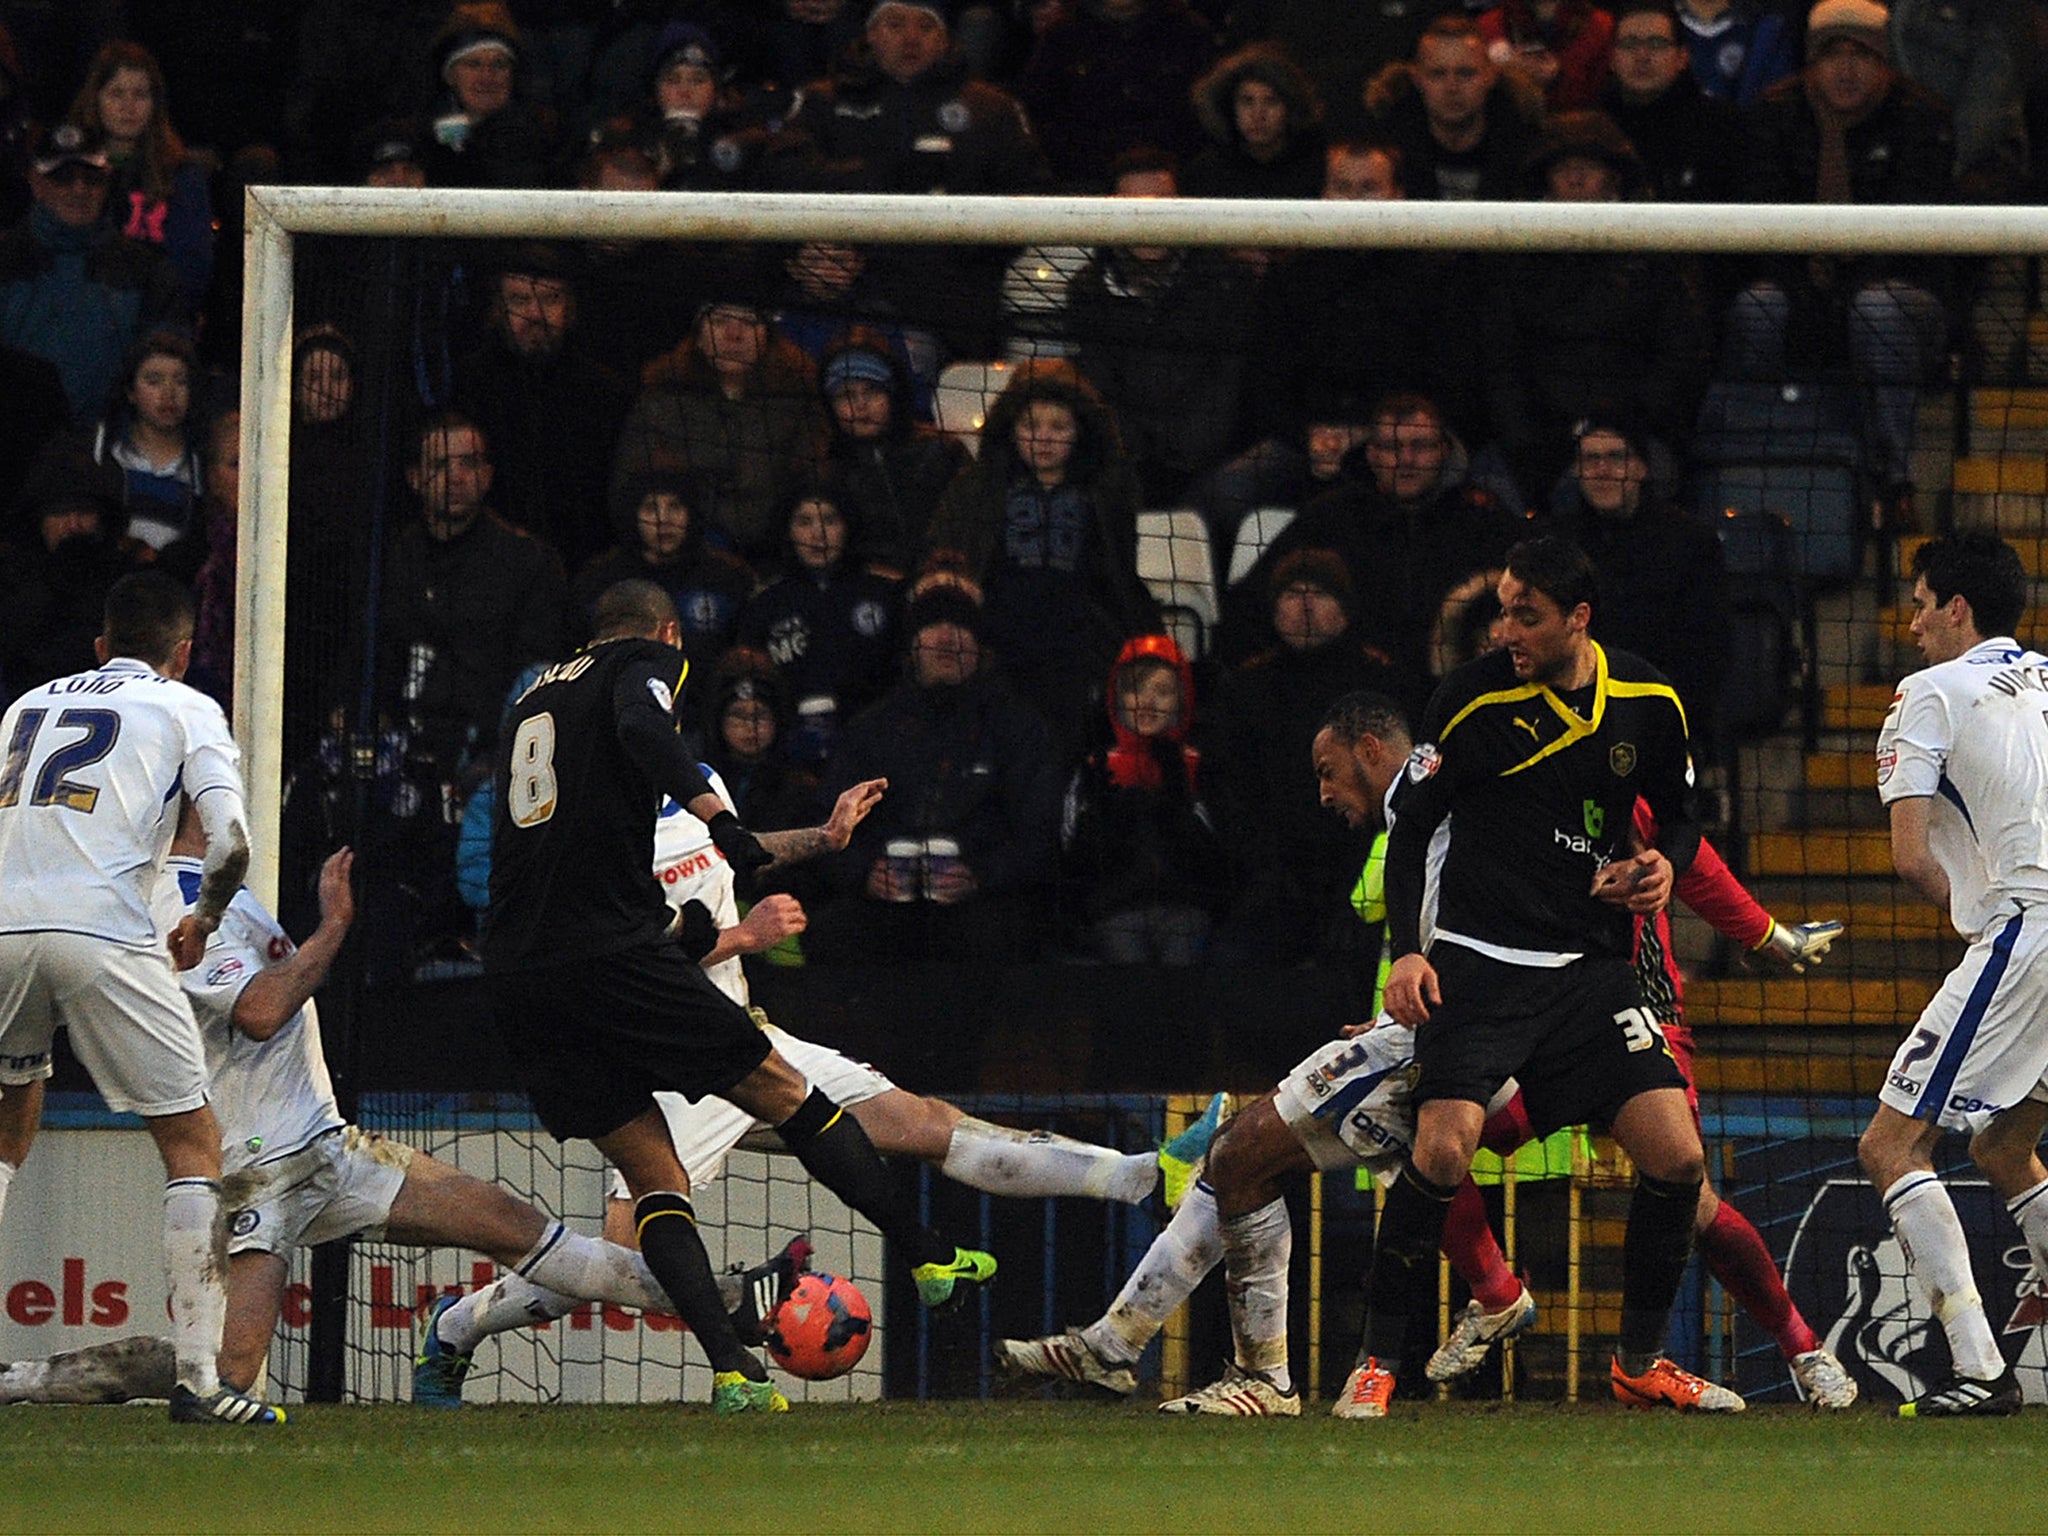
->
[1414, 943, 1687, 1130]
[488, 944, 773, 1143]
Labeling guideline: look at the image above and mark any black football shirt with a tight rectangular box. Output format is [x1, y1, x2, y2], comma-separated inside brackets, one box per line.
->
[483, 637, 712, 971]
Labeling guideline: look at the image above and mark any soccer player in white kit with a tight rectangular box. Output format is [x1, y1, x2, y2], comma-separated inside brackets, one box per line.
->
[0, 573, 280, 1425]
[418, 771, 1185, 1389]
[1865, 532, 2048, 1417]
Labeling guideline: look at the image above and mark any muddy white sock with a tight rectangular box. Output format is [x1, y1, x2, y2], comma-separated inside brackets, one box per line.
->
[1086, 1181, 1223, 1363]
[1221, 1196, 1293, 1392]
[164, 1178, 226, 1396]
[1886, 1172, 2004, 1379]
[2006, 1174, 2048, 1283]
[941, 1117, 1157, 1204]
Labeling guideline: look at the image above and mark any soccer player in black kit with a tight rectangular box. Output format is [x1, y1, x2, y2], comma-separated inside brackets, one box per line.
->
[1339, 536, 1742, 1418]
[482, 579, 995, 1414]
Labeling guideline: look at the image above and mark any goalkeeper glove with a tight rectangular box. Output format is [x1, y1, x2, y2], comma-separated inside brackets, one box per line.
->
[1755, 917, 1844, 973]
[706, 811, 773, 876]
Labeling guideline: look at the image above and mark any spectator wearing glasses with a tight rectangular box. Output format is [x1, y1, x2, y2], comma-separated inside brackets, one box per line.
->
[1597, 0, 1742, 201]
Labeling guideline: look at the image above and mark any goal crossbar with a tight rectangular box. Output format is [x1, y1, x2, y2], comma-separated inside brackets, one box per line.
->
[235, 186, 2048, 901]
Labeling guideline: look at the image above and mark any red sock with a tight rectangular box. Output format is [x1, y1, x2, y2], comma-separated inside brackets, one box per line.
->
[1479, 1095, 1534, 1155]
[1696, 1198, 1817, 1359]
[1442, 1177, 1523, 1312]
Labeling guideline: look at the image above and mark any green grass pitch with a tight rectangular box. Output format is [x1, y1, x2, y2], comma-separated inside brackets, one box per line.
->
[4, 1398, 2042, 1532]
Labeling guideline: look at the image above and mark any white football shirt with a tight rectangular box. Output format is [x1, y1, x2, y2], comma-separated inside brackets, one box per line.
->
[1877, 637, 2048, 939]
[651, 768, 746, 1006]
[0, 658, 244, 948]
[154, 856, 344, 1176]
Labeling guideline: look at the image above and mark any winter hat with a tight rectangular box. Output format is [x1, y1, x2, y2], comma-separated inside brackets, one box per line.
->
[652, 22, 725, 81]
[1572, 405, 1655, 464]
[1270, 547, 1357, 614]
[904, 583, 984, 641]
[1806, 0, 1889, 58]
[868, 0, 953, 27]
[1524, 110, 1647, 197]
[435, 3, 522, 80]
[821, 345, 895, 398]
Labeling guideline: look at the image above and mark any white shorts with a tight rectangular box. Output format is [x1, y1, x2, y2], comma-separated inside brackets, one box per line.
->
[0, 932, 207, 1115]
[224, 1126, 414, 1255]
[1879, 907, 2048, 1135]
[1273, 1022, 1423, 1181]
[606, 1015, 898, 1201]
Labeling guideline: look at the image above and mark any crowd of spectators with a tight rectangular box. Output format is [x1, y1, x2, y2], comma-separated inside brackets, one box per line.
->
[0, 0, 2037, 978]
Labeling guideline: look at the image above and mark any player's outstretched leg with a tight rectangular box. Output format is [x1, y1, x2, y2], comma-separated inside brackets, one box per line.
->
[1158, 1092, 1229, 1210]
[769, 1084, 994, 1308]
[0, 1336, 175, 1404]
[935, 1111, 1162, 1206]
[423, 1234, 814, 1395]
[997, 1180, 1224, 1395]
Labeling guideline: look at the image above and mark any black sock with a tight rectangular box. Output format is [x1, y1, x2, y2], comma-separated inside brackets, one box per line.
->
[1362, 1163, 1460, 1375]
[778, 1089, 952, 1268]
[1618, 1172, 1702, 1371]
[635, 1191, 762, 1380]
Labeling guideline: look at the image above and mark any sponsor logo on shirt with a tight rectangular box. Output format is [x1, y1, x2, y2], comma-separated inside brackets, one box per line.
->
[204, 958, 247, 987]
[1406, 744, 1440, 783]
[1876, 744, 1897, 786]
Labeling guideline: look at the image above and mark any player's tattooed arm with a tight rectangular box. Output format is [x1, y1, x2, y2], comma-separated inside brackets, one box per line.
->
[755, 778, 887, 872]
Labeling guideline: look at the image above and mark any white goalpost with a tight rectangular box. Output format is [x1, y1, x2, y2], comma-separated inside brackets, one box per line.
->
[234, 186, 2048, 903]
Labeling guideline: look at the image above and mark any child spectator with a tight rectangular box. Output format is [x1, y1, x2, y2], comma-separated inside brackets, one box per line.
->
[571, 466, 756, 671]
[816, 327, 967, 572]
[421, 3, 562, 189]
[1060, 634, 1224, 963]
[736, 486, 905, 764]
[86, 328, 207, 577]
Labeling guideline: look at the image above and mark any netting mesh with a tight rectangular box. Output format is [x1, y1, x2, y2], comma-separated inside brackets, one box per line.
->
[242, 199, 2048, 1407]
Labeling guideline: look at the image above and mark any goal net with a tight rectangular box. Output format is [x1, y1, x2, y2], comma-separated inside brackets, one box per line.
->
[237, 187, 2048, 1409]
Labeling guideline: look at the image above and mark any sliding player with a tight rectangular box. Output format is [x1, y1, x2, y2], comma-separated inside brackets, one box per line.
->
[0, 800, 805, 1407]
[417, 766, 1217, 1397]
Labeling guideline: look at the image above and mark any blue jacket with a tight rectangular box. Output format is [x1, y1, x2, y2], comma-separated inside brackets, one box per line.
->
[0, 207, 184, 423]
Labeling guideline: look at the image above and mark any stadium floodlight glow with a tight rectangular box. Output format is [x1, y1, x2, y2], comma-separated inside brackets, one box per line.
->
[235, 186, 2048, 902]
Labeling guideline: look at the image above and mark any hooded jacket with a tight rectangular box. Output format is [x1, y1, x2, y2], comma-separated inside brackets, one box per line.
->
[819, 330, 969, 571]
[925, 360, 1159, 678]
[1182, 43, 1329, 199]
[1060, 634, 1225, 924]
[610, 326, 830, 566]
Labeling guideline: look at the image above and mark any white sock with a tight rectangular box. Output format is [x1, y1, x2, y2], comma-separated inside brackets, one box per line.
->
[2005, 1174, 2048, 1282]
[516, 1222, 668, 1313]
[1085, 1181, 1224, 1363]
[163, 1178, 226, 1396]
[1220, 1197, 1293, 1393]
[1885, 1172, 2005, 1379]
[437, 1225, 679, 1353]
[0, 1337, 175, 1404]
[0, 1158, 15, 1231]
[940, 1118, 1157, 1205]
